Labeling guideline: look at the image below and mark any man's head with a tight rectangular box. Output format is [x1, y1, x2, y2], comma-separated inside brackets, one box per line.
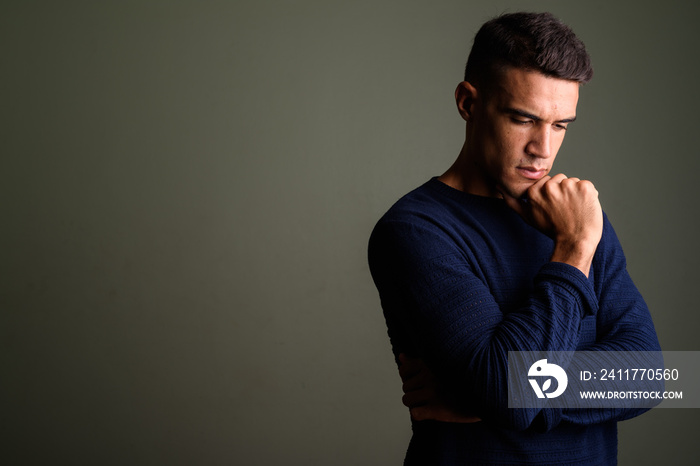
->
[464, 12, 593, 92]
[446, 12, 592, 199]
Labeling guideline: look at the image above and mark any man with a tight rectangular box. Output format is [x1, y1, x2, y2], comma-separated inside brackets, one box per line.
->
[368, 12, 660, 465]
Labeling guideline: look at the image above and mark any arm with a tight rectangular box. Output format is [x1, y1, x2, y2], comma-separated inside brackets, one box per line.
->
[398, 221, 662, 426]
[395, 178, 659, 427]
[398, 353, 481, 423]
[369, 175, 606, 430]
[557, 214, 662, 425]
[369, 212, 597, 431]
[501, 173, 603, 278]
[505, 175, 661, 424]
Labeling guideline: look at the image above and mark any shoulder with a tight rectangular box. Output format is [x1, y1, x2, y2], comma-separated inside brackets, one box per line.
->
[372, 177, 504, 235]
[370, 181, 450, 242]
[381, 180, 448, 221]
[368, 180, 462, 268]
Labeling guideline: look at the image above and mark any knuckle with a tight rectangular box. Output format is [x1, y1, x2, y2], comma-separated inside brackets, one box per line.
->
[578, 180, 598, 194]
[560, 178, 575, 188]
[524, 187, 539, 203]
[542, 180, 557, 195]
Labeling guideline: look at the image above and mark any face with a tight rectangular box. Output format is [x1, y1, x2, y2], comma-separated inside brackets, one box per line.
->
[458, 67, 580, 198]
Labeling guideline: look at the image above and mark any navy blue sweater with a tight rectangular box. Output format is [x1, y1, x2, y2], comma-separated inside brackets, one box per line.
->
[368, 178, 660, 465]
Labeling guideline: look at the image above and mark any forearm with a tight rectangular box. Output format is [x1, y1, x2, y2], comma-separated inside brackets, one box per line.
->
[550, 239, 596, 277]
[407, 262, 598, 430]
[371, 213, 601, 431]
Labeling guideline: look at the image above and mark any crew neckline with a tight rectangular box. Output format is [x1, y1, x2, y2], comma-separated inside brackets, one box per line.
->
[426, 176, 507, 207]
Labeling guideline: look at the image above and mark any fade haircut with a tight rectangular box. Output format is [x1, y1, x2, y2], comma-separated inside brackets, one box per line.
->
[464, 12, 593, 90]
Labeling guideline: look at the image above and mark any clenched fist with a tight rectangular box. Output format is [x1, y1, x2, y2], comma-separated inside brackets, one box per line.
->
[501, 173, 603, 277]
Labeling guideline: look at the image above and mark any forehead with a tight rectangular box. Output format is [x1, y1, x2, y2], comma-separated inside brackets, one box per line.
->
[491, 67, 580, 118]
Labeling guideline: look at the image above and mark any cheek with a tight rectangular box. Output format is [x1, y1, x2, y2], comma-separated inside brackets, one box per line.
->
[498, 129, 526, 159]
[489, 122, 515, 151]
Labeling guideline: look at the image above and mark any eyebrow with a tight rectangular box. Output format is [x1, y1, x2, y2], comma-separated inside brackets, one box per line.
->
[503, 107, 577, 124]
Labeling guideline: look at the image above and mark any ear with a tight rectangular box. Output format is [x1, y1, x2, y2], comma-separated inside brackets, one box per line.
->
[455, 81, 478, 122]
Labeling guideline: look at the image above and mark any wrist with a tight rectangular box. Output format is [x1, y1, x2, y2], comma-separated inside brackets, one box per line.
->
[550, 239, 596, 277]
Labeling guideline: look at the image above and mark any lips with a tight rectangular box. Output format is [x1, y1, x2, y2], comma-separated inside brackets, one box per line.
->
[516, 167, 547, 180]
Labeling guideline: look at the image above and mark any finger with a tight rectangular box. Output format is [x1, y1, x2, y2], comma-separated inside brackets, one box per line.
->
[401, 364, 434, 392]
[549, 173, 568, 183]
[525, 174, 553, 199]
[560, 177, 581, 189]
[402, 387, 432, 408]
[398, 359, 422, 381]
[533, 173, 567, 200]
[402, 372, 429, 393]
[409, 406, 433, 421]
[409, 406, 427, 421]
[399, 367, 420, 384]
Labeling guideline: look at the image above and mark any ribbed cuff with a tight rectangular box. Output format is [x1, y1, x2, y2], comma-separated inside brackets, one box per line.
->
[537, 262, 599, 317]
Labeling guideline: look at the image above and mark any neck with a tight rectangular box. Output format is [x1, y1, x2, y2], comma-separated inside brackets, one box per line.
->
[438, 143, 498, 198]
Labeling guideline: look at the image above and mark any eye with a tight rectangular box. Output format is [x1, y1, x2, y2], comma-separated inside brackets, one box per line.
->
[553, 123, 568, 131]
[511, 117, 532, 125]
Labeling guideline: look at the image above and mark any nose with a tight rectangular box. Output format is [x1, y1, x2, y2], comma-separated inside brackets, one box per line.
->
[526, 125, 552, 159]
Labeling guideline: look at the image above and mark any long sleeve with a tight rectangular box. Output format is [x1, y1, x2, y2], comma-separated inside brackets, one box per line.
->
[557, 215, 662, 426]
[369, 217, 593, 431]
[368, 185, 659, 432]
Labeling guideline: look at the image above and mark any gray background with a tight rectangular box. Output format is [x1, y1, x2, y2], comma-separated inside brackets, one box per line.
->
[3, 0, 699, 464]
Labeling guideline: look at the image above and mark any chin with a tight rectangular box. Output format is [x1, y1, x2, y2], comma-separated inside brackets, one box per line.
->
[500, 182, 531, 200]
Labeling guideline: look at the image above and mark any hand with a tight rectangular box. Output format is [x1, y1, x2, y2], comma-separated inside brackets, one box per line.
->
[398, 354, 481, 423]
[501, 173, 603, 276]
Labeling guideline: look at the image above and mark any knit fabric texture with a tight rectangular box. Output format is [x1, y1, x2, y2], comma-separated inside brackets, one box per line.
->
[368, 177, 661, 465]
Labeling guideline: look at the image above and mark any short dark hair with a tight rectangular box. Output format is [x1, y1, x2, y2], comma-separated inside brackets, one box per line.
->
[464, 12, 593, 87]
